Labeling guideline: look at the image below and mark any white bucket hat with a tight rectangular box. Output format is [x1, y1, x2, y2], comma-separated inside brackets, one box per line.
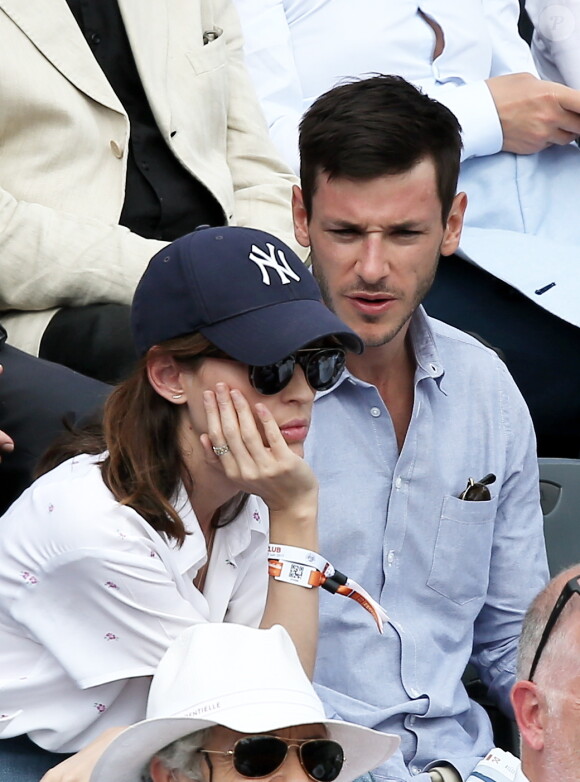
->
[90, 623, 399, 782]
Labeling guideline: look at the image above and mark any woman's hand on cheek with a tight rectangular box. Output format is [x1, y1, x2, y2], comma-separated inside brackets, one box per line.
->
[201, 383, 317, 515]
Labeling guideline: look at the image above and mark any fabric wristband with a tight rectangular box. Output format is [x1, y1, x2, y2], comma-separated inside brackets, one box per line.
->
[267, 544, 334, 576]
[267, 559, 326, 588]
[268, 544, 389, 633]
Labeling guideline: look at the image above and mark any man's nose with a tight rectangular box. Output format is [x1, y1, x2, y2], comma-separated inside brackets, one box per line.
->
[355, 236, 389, 284]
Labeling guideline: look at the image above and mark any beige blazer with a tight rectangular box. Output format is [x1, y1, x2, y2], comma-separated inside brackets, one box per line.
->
[0, 0, 300, 353]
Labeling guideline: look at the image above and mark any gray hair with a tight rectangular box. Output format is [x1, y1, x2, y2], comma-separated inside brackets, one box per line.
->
[140, 728, 211, 782]
[517, 568, 580, 684]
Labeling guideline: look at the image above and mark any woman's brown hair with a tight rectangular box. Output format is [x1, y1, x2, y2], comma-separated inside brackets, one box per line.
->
[37, 333, 247, 544]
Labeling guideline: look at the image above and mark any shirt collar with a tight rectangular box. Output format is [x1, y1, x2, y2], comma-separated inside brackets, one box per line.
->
[171, 488, 267, 573]
[220, 496, 267, 560]
[315, 306, 447, 398]
[408, 306, 447, 392]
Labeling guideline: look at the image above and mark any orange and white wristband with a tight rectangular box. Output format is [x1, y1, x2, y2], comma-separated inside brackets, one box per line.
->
[267, 543, 389, 634]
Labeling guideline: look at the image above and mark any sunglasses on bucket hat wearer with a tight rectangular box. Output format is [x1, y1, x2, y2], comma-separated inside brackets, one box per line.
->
[89, 624, 399, 782]
[200, 734, 344, 781]
[131, 226, 362, 364]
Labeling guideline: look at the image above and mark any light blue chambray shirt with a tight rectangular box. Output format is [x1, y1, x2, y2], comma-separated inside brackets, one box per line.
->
[306, 308, 549, 782]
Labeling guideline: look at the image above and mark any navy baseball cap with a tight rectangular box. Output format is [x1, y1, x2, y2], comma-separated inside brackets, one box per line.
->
[132, 226, 362, 364]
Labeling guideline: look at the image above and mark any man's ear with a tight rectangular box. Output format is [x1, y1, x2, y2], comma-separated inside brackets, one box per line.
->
[146, 349, 187, 404]
[440, 191, 467, 257]
[148, 755, 175, 782]
[292, 185, 311, 248]
[511, 680, 545, 752]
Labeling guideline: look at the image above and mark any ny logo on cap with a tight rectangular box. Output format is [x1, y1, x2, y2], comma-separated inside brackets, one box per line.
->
[249, 243, 301, 286]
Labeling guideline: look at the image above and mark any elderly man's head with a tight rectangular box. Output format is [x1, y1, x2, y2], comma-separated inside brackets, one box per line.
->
[141, 730, 208, 781]
[91, 624, 399, 782]
[144, 724, 342, 782]
[511, 566, 580, 782]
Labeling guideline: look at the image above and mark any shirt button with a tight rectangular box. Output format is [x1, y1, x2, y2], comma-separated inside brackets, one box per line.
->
[387, 550, 395, 565]
[395, 476, 402, 489]
[408, 715, 416, 726]
[89, 32, 101, 45]
[110, 140, 124, 158]
[370, 406, 381, 417]
[411, 766, 421, 775]
[409, 687, 419, 697]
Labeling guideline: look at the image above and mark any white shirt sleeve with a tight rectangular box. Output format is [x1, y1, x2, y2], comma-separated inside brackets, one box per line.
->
[483, 0, 539, 75]
[233, 0, 303, 173]
[415, 0, 539, 160]
[10, 543, 204, 689]
[233, 0, 542, 165]
[417, 79, 504, 160]
[527, 0, 580, 88]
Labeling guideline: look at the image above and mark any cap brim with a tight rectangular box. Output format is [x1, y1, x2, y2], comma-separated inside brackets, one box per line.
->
[90, 714, 399, 782]
[201, 299, 362, 365]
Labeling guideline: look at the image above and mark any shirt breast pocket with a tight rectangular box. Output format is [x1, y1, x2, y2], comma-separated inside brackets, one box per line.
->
[426, 493, 498, 605]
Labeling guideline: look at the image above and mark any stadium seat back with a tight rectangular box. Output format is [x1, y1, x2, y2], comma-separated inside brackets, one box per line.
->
[539, 458, 580, 575]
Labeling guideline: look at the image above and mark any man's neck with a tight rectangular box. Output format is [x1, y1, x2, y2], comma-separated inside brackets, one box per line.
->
[346, 332, 416, 451]
[520, 748, 541, 782]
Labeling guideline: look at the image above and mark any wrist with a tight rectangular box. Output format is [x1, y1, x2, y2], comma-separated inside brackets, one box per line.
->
[268, 497, 318, 534]
[269, 503, 317, 520]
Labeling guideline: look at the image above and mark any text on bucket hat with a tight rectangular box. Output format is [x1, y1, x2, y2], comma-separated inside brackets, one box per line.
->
[131, 226, 362, 363]
[90, 623, 398, 782]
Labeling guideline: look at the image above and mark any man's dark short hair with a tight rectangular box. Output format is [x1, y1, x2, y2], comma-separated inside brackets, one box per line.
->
[299, 74, 463, 223]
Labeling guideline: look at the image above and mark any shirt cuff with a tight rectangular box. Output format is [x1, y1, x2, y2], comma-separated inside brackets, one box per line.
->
[440, 81, 504, 161]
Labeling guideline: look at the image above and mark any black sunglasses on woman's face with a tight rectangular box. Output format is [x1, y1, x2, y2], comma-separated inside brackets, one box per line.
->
[201, 345, 347, 396]
[249, 348, 346, 395]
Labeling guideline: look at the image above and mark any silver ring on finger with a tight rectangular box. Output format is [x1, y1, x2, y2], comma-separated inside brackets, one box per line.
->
[212, 443, 230, 457]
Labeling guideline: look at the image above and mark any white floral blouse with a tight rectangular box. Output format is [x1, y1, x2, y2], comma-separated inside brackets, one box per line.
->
[0, 453, 268, 752]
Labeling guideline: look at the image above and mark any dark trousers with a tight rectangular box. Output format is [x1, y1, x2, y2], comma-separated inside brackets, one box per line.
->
[0, 735, 72, 781]
[0, 336, 110, 514]
[424, 255, 580, 457]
